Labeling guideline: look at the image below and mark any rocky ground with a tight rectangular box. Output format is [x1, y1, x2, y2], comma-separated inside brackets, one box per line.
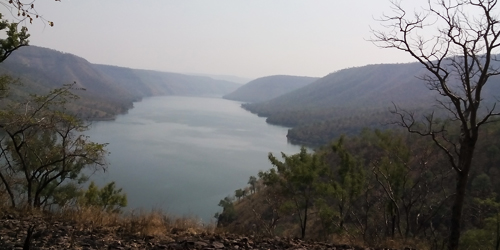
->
[0, 213, 414, 250]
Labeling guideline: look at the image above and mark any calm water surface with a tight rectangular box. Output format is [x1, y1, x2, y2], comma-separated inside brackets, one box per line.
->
[86, 96, 301, 222]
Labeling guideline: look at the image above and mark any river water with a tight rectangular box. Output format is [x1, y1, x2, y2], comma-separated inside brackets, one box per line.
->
[86, 96, 302, 222]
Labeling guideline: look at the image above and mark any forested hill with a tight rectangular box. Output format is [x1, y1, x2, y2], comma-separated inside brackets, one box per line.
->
[243, 62, 500, 146]
[223, 75, 318, 103]
[94, 65, 239, 98]
[245, 63, 434, 113]
[0, 46, 240, 119]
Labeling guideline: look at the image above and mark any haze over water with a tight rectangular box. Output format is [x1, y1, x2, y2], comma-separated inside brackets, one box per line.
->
[86, 96, 302, 222]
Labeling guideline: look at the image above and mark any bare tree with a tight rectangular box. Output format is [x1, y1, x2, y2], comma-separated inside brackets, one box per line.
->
[0, 0, 60, 26]
[372, 0, 500, 249]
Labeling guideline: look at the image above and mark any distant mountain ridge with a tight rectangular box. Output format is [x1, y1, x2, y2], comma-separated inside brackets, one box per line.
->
[223, 75, 318, 103]
[188, 73, 252, 84]
[243, 61, 500, 145]
[0, 46, 240, 119]
[94, 64, 239, 98]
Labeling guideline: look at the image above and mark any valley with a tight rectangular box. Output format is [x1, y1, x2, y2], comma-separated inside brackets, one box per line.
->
[1, 0, 500, 249]
[1, 43, 500, 249]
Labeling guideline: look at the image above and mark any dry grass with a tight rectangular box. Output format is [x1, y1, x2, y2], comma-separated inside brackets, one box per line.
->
[58, 206, 122, 229]
[122, 209, 210, 237]
[374, 238, 431, 250]
[0, 189, 213, 238]
[0, 200, 215, 240]
[0, 189, 13, 212]
[56, 207, 215, 237]
[0, 194, 427, 249]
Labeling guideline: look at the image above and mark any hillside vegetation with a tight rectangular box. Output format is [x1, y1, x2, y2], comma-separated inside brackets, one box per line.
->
[0, 46, 240, 119]
[242, 62, 500, 145]
[216, 123, 500, 249]
[223, 75, 318, 103]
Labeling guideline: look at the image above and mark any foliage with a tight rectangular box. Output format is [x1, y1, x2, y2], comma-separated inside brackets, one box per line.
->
[248, 175, 257, 194]
[79, 181, 127, 213]
[259, 147, 327, 239]
[0, 83, 108, 208]
[214, 196, 237, 226]
[0, 13, 29, 62]
[461, 214, 500, 250]
[317, 136, 365, 237]
[49, 181, 84, 208]
[218, 126, 500, 248]
[234, 188, 246, 201]
[0, 74, 18, 99]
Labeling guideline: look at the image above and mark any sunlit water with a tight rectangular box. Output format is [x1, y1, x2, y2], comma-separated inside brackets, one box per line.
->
[86, 96, 302, 222]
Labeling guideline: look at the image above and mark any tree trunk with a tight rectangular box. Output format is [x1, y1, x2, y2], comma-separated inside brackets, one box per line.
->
[405, 206, 411, 238]
[33, 196, 41, 208]
[301, 203, 308, 239]
[0, 172, 16, 207]
[448, 172, 468, 250]
[448, 143, 474, 250]
[339, 203, 344, 230]
[391, 214, 396, 238]
[27, 182, 33, 208]
[496, 212, 500, 250]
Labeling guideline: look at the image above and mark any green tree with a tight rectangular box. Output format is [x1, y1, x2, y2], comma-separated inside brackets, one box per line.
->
[235, 188, 245, 201]
[248, 175, 257, 194]
[215, 196, 237, 227]
[79, 181, 127, 213]
[330, 136, 365, 233]
[260, 147, 326, 239]
[372, 1, 500, 249]
[0, 83, 108, 208]
[461, 196, 500, 250]
[0, 13, 29, 96]
[312, 135, 366, 241]
[371, 131, 410, 238]
[0, 13, 29, 63]
[459, 173, 500, 249]
[48, 181, 84, 209]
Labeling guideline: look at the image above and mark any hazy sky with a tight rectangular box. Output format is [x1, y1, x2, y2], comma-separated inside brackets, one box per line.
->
[4, 0, 421, 79]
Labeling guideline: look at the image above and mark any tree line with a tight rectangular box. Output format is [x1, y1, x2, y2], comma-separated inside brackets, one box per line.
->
[216, 124, 500, 249]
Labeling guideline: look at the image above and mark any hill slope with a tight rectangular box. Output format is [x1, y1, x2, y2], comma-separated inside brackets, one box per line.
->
[0, 46, 240, 119]
[244, 63, 433, 113]
[243, 62, 500, 145]
[223, 75, 318, 103]
[93, 64, 239, 98]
